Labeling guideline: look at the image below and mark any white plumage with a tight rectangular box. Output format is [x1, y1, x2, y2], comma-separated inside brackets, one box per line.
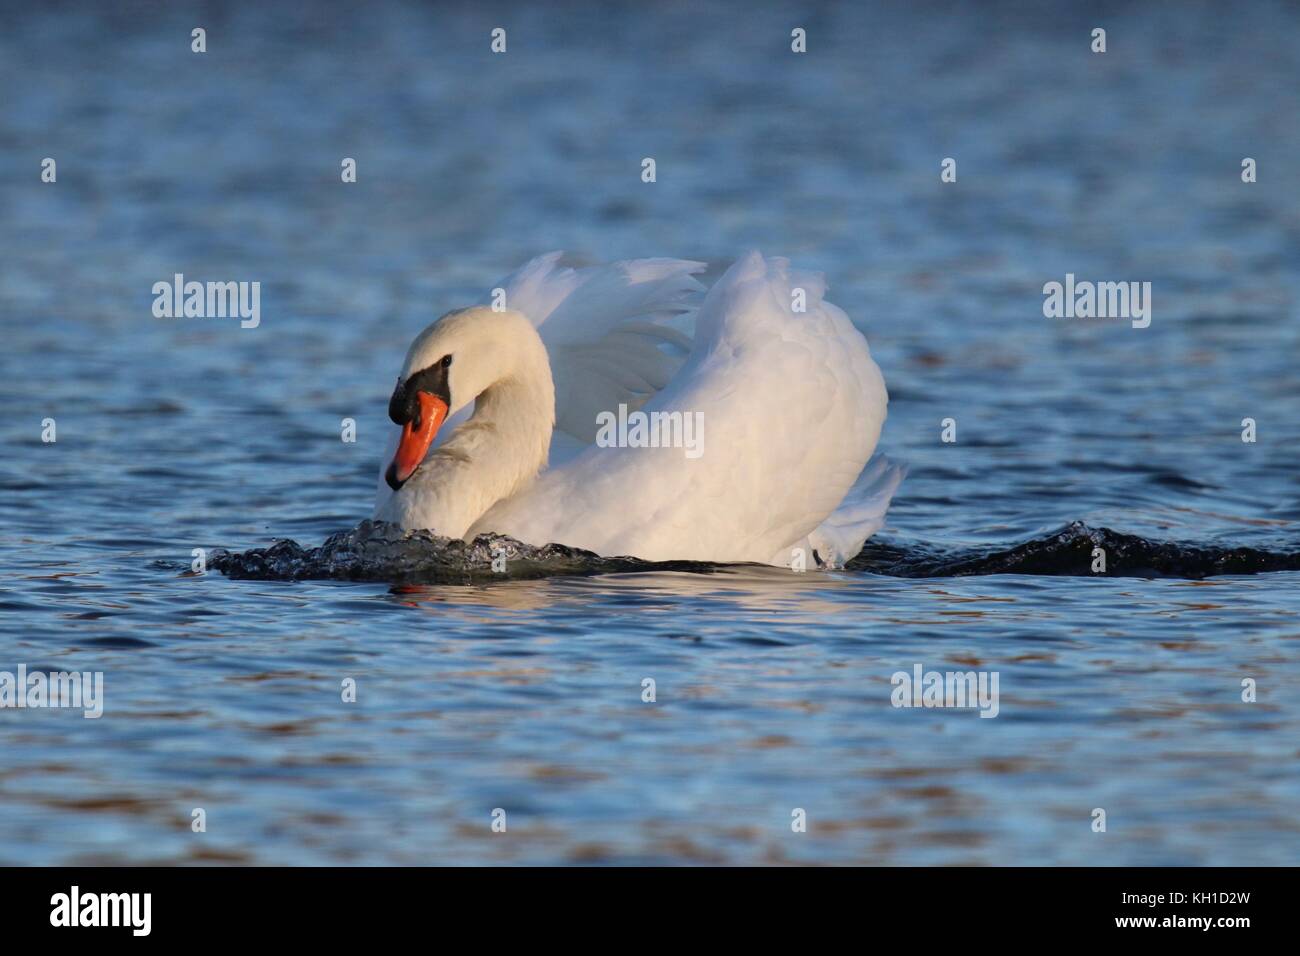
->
[374, 252, 901, 566]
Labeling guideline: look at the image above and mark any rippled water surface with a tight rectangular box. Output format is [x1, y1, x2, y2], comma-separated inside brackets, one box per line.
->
[2, 1, 1299, 865]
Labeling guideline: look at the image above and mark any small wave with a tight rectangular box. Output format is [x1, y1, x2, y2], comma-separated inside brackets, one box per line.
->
[850, 521, 1300, 579]
[209, 520, 718, 583]
[209, 520, 1300, 583]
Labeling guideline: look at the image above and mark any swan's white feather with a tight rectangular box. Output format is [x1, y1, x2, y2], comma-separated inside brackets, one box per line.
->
[779, 454, 908, 568]
[441, 253, 706, 444]
[462, 252, 895, 563]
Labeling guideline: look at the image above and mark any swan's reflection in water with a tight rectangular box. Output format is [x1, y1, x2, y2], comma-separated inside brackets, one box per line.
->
[385, 565, 868, 616]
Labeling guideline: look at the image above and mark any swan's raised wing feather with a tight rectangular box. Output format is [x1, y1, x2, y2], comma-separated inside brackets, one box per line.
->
[471, 252, 893, 563]
[484, 253, 705, 445]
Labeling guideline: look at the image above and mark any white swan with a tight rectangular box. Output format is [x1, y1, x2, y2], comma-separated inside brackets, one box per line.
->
[373, 252, 902, 567]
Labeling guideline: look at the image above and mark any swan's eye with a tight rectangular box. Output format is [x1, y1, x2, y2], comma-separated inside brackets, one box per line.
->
[441, 354, 452, 368]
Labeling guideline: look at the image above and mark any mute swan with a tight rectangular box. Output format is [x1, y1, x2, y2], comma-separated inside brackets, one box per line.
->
[373, 252, 903, 567]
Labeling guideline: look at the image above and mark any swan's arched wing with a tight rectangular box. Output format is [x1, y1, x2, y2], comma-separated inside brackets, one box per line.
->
[471, 252, 894, 563]
[483, 254, 705, 445]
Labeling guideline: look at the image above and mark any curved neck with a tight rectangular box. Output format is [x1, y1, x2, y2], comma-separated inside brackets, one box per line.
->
[453, 368, 555, 499]
[380, 340, 555, 538]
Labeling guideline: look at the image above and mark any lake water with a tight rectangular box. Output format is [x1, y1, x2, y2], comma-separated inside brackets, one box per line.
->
[1, 1, 1298, 865]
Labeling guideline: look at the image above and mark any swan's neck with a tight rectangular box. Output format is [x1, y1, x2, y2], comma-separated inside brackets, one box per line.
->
[459, 371, 555, 498]
[387, 352, 554, 538]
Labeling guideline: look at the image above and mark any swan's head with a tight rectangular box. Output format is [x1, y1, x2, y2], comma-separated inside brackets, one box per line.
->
[384, 306, 545, 490]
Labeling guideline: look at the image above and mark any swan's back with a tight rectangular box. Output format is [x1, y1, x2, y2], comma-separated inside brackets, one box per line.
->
[470, 252, 890, 563]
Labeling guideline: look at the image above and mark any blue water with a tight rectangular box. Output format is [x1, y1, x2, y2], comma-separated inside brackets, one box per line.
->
[2, 1, 1299, 865]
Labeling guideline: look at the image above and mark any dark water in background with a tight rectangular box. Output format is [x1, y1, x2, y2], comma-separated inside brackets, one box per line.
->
[2, 1, 1299, 864]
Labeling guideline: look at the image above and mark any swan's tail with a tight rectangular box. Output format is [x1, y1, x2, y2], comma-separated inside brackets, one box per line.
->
[804, 454, 907, 568]
[485, 253, 706, 443]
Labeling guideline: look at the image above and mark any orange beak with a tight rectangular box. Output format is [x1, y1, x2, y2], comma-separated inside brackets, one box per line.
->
[386, 392, 449, 489]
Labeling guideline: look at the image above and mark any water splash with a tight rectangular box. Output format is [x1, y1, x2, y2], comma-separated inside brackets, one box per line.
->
[209, 519, 1300, 583]
[850, 521, 1300, 579]
[209, 520, 717, 583]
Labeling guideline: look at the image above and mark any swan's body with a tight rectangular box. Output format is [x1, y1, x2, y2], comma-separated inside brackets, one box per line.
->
[374, 252, 902, 567]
